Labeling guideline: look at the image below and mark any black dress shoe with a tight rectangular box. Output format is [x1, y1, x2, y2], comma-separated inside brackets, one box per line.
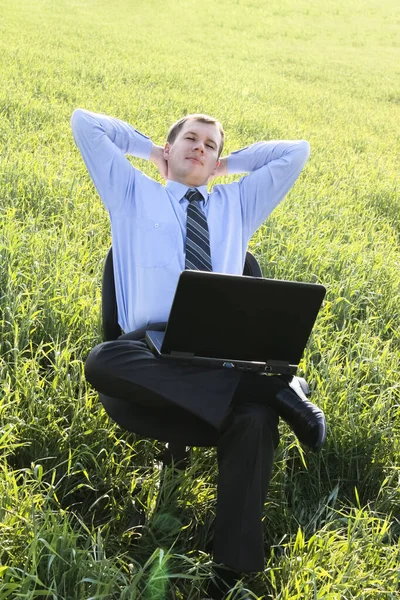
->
[275, 376, 327, 451]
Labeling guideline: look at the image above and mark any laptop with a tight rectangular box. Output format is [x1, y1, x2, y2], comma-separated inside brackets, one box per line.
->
[145, 271, 326, 375]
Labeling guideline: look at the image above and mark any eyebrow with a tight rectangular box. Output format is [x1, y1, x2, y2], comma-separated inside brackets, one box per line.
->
[185, 131, 217, 147]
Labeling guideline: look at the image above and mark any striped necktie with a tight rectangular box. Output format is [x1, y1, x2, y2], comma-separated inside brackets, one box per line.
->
[185, 188, 212, 271]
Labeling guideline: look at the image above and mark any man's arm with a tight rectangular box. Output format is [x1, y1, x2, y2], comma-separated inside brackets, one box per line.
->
[215, 140, 310, 238]
[71, 109, 154, 213]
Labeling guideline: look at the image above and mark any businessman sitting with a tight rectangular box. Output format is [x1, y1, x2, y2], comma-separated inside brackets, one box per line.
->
[71, 109, 326, 599]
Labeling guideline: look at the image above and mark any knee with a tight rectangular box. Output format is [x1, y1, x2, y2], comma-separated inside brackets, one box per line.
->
[84, 339, 152, 391]
[234, 402, 276, 425]
[84, 342, 111, 387]
[231, 403, 280, 448]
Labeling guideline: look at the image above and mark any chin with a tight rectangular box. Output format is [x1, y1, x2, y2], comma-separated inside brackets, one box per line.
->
[186, 175, 208, 187]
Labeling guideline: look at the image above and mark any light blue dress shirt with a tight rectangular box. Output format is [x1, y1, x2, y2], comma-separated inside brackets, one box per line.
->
[71, 109, 310, 333]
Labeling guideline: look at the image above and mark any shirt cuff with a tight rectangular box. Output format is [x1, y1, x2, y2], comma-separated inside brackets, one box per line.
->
[132, 131, 153, 160]
[226, 146, 250, 175]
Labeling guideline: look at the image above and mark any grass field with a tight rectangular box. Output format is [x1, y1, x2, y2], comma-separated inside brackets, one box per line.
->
[1, 0, 400, 597]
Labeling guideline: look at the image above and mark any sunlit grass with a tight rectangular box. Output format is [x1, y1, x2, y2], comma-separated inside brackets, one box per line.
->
[1, 0, 400, 597]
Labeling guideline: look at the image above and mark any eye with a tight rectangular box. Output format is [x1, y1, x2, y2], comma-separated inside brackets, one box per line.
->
[206, 144, 215, 149]
[186, 135, 195, 140]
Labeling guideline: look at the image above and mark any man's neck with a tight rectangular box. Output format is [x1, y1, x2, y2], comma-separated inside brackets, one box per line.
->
[167, 173, 208, 188]
[165, 180, 208, 201]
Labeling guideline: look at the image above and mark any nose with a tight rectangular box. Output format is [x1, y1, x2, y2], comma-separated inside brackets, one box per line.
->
[193, 139, 205, 153]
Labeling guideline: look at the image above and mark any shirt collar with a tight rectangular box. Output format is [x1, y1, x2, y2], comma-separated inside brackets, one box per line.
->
[166, 180, 209, 204]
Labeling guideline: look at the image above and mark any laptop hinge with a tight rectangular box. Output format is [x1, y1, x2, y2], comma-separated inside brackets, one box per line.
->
[265, 360, 291, 368]
[264, 361, 296, 375]
[170, 350, 195, 358]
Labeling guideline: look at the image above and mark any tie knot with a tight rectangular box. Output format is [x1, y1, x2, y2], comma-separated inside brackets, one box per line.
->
[185, 188, 204, 203]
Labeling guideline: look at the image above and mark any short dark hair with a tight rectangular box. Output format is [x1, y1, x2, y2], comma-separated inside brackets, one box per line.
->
[167, 114, 224, 157]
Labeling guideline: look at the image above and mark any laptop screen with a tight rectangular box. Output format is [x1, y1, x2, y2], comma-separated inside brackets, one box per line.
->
[162, 272, 326, 364]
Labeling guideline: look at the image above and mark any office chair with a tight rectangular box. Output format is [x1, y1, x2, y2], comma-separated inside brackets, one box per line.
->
[99, 247, 263, 465]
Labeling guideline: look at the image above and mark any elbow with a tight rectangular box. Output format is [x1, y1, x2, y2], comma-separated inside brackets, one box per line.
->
[70, 108, 86, 132]
[300, 140, 311, 159]
[295, 140, 310, 168]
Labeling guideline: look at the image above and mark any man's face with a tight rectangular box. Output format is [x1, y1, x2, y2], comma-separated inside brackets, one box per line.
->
[164, 119, 221, 187]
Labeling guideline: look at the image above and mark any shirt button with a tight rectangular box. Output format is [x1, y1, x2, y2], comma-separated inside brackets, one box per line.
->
[154, 223, 159, 228]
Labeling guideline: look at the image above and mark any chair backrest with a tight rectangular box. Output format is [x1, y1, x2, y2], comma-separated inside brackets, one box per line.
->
[102, 247, 262, 341]
[102, 248, 121, 341]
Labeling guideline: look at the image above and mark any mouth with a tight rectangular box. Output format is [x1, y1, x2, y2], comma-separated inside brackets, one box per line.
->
[187, 157, 203, 165]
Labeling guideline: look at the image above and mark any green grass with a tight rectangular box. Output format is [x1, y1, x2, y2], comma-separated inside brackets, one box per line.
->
[1, 0, 400, 597]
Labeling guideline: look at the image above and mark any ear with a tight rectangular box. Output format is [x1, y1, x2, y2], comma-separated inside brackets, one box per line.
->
[210, 158, 220, 177]
[207, 159, 221, 182]
[163, 142, 170, 161]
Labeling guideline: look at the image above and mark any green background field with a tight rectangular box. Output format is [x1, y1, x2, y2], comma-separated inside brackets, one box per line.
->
[0, 0, 399, 597]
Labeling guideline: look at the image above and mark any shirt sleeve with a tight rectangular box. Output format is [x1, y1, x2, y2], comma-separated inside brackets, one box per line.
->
[227, 140, 310, 240]
[70, 109, 153, 214]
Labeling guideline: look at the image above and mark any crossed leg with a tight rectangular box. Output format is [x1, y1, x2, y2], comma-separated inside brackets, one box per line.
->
[85, 338, 282, 572]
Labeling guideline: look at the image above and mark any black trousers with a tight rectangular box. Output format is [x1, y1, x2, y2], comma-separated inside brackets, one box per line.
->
[85, 336, 286, 572]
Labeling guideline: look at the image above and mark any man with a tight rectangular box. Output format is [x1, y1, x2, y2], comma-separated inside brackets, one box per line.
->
[71, 109, 326, 599]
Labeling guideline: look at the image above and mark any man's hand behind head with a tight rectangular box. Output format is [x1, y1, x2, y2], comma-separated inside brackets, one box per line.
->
[210, 156, 228, 181]
[150, 145, 168, 180]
